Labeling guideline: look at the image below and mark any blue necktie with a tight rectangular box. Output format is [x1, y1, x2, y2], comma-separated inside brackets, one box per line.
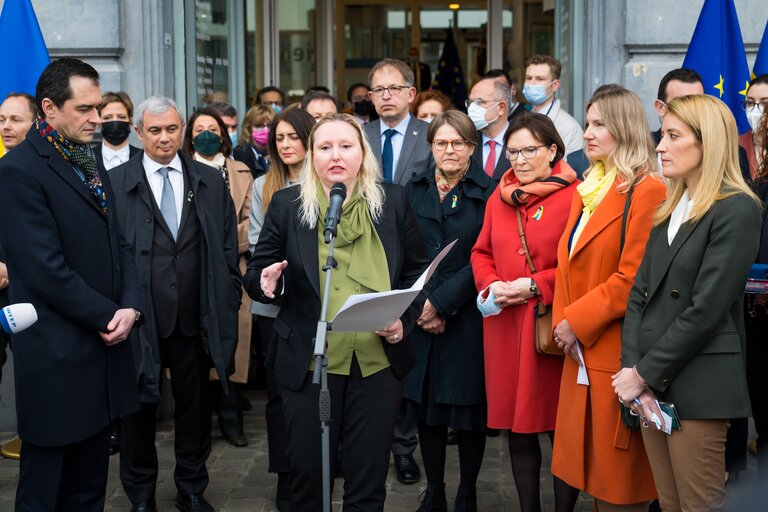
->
[382, 129, 397, 183]
[158, 167, 178, 240]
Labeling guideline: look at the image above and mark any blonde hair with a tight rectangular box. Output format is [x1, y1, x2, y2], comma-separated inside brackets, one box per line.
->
[298, 113, 385, 227]
[654, 95, 759, 225]
[585, 88, 659, 193]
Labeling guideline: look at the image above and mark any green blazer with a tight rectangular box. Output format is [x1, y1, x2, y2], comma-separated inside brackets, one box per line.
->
[623, 192, 761, 420]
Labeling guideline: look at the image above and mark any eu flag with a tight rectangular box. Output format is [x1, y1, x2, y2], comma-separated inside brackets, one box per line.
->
[0, 0, 50, 103]
[682, 0, 751, 134]
[432, 29, 468, 111]
[754, 21, 768, 78]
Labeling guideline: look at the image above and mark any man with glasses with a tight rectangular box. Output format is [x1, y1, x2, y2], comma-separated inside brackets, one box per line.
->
[467, 77, 512, 180]
[364, 58, 433, 187]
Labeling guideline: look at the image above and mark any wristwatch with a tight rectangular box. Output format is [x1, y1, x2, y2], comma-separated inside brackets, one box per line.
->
[529, 279, 539, 296]
[132, 308, 144, 325]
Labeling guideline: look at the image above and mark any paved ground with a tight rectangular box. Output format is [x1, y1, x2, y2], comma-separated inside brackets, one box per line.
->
[0, 390, 763, 511]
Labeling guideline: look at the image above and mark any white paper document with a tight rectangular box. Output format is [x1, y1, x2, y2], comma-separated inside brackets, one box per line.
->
[330, 240, 458, 332]
[576, 342, 589, 386]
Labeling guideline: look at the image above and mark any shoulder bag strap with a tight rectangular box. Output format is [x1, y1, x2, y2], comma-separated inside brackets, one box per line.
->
[619, 179, 637, 255]
[516, 208, 537, 274]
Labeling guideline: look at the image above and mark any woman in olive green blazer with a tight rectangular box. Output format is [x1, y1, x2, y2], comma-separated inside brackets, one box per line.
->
[613, 95, 762, 512]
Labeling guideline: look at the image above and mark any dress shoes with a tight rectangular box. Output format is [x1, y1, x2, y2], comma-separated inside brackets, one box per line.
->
[394, 454, 421, 484]
[446, 428, 458, 445]
[130, 501, 157, 512]
[176, 493, 214, 512]
[109, 428, 120, 455]
[224, 434, 248, 447]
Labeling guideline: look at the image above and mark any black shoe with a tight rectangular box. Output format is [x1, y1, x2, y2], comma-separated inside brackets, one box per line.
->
[446, 429, 458, 445]
[176, 493, 214, 512]
[276, 472, 290, 512]
[453, 486, 477, 512]
[241, 397, 252, 411]
[395, 454, 421, 484]
[416, 483, 447, 512]
[224, 434, 248, 447]
[109, 428, 120, 455]
[130, 501, 158, 512]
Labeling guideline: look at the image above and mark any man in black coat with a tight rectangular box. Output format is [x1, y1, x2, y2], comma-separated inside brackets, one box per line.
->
[0, 58, 143, 512]
[110, 95, 240, 512]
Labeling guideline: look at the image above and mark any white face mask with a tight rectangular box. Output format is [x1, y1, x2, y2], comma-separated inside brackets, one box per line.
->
[467, 102, 498, 131]
[747, 104, 764, 132]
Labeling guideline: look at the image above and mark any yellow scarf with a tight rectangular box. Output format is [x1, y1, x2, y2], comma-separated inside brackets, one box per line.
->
[570, 161, 617, 255]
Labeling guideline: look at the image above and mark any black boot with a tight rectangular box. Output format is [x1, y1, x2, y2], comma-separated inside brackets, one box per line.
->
[453, 486, 477, 512]
[416, 483, 447, 512]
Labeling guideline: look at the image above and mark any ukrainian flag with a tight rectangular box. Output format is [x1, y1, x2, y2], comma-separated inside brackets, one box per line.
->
[0, 0, 50, 103]
[682, 0, 751, 134]
[755, 21, 768, 78]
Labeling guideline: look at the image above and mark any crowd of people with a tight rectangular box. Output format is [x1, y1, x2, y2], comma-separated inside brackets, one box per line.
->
[0, 52, 767, 512]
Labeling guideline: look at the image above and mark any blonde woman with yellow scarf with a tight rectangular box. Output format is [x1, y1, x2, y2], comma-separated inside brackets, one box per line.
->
[549, 87, 666, 511]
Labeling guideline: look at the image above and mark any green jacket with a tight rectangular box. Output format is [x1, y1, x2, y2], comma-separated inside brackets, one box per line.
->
[623, 192, 761, 420]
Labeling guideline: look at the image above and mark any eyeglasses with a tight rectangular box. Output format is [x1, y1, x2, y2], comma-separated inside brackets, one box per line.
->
[465, 98, 501, 109]
[370, 85, 411, 97]
[742, 99, 768, 112]
[432, 139, 469, 151]
[505, 145, 547, 160]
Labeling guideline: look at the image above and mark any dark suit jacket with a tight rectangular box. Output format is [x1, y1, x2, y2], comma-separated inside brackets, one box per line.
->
[110, 151, 241, 402]
[364, 116, 434, 186]
[0, 129, 142, 446]
[471, 132, 510, 181]
[623, 193, 761, 419]
[566, 149, 589, 180]
[233, 144, 268, 179]
[244, 184, 430, 391]
[92, 143, 141, 173]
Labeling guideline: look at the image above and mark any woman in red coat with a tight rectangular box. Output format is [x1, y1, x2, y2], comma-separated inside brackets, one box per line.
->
[472, 112, 579, 512]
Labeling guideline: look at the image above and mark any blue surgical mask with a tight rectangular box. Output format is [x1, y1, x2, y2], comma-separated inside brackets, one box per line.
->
[476, 286, 503, 318]
[523, 83, 552, 106]
[271, 104, 283, 114]
[229, 131, 238, 146]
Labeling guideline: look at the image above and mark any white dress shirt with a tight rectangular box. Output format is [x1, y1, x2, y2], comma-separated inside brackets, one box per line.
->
[143, 153, 184, 230]
[380, 114, 411, 174]
[101, 143, 131, 170]
[667, 189, 694, 245]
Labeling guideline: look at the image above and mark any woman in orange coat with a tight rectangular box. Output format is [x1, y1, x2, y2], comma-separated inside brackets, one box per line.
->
[550, 87, 665, 511]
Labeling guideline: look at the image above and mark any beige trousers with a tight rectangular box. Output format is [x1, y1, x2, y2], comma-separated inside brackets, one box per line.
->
[641, 419, 729, 512]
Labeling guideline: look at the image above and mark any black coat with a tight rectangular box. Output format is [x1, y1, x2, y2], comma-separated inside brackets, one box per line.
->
[471, 134, 511, 181]
[403, 163, 495, 405]
[110, 151, 241, 402]
[233, 144, 268, 179]
[244, 184, 430, 391]
[0, 129, 142, 446]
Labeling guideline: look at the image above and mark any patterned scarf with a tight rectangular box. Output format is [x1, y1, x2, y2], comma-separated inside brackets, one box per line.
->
[36, 116, 108, 216]
[434, 164, 470, 203]
[499, 159, 578, 206]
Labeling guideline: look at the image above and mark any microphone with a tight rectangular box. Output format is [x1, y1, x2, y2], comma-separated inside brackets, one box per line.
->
[1, 303, 38, 334]
[323, 183, 347, 244]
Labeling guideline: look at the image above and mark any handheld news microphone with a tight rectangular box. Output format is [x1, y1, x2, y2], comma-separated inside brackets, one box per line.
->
[1, 303, 38, 334]
[323, 183, 347, 243]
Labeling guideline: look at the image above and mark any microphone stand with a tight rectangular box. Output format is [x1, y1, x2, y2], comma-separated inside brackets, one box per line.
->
[312, 227, 337, 512]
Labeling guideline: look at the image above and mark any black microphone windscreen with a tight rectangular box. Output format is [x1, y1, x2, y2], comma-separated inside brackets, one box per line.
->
[330, 182, 347, 199]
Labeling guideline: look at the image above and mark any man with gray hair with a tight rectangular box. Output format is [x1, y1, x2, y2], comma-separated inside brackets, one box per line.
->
[467, 77, 513, 180]
[110, 96, 241, 512]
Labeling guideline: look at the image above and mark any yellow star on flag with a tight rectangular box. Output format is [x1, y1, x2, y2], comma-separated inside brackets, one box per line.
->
[713, 75, 724, 98]
[738, 80, 749, 98]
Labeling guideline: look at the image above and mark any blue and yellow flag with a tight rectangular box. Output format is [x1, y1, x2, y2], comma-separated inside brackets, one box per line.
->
[0, 0, 50, 103]
[755, 21, 768, 78]
[682, 0, 751, 134]
[433, 29, 468, 111]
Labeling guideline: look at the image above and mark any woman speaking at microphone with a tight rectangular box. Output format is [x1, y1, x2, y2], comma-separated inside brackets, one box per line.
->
[244, 112, 429, 512]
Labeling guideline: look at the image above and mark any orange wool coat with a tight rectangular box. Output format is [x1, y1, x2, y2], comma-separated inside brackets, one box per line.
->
[550, 175, 665, 505]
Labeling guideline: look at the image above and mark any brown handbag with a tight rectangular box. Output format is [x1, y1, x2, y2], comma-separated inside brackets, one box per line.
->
[515, 208, 563, 356]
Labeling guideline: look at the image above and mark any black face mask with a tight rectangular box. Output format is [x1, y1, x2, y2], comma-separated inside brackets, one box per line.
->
[353, 99, 373, 117]
[101, 121, 131, 145]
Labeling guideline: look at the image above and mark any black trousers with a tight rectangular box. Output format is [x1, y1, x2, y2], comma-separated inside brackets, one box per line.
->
[215, 381, 244, 438]
[258, 315, 290, 473]
[745, 301, 768, 475]
[16, 425, 110, 512]
[280, 357, 403, 512]
[119, 330, 212, 503]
